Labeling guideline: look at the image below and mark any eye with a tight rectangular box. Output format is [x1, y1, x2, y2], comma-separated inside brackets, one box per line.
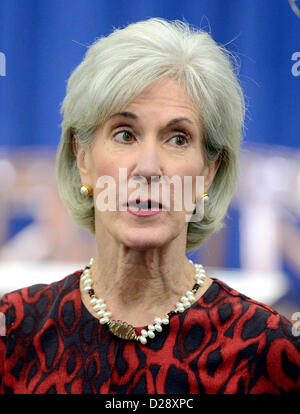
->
[168, 134, 189, 147]
[114, 130, 135, 144]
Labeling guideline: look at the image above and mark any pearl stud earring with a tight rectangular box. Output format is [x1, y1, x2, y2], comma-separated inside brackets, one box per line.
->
[202, 192, 209, 202]
[80, 184, 93, 197]
[198, 192, 209, 202]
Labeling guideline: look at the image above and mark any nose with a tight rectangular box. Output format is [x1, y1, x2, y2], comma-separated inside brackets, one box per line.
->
[131, 138, 163, 183]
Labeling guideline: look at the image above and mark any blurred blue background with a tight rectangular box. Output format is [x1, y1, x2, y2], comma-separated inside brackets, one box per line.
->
[0, 0, 299, 319]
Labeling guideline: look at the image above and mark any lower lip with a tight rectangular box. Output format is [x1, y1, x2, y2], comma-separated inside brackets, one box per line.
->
[127, 206, 162, 217]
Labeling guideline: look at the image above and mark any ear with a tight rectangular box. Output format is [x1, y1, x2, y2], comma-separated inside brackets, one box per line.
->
[72, 135, 92, 184]
[203, 152, 222, 192]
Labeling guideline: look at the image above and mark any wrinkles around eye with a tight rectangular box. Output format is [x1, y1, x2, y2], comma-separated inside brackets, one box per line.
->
[114, 130, 135, 144]
[112, 129, 192, 148]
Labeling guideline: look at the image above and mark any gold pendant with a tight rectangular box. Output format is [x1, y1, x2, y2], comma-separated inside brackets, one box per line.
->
[108, 320, 138, 341]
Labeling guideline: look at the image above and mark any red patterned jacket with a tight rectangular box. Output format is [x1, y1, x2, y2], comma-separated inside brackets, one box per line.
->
[0, 271, 300, 394]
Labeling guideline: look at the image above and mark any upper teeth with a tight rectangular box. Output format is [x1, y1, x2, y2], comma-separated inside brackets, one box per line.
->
[130, 201, 159, 209]
[138, 202, 149, 209]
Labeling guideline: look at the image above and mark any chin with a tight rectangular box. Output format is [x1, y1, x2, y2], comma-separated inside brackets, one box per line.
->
[119, 228, 174, 251]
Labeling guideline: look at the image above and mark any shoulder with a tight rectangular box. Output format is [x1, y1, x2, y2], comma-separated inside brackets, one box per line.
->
[0, 270, 84, 393]
[204, 278, 300, 392]
[207, 277, 299, 341]
[0, 270, 83, 333]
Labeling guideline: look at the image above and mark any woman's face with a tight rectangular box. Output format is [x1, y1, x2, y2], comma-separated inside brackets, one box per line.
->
[77, 77, 219, 250]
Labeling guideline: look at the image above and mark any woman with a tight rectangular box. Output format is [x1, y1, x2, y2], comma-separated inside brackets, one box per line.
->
[0, 18, 299, 394]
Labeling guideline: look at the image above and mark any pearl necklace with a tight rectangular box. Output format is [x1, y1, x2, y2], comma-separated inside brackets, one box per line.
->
[80, 258, 207, 345]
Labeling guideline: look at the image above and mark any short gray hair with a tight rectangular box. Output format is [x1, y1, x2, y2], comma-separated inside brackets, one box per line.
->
[56, 18, 245, 251]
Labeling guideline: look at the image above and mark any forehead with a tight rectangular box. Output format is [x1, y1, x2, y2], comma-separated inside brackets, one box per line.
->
[125, 77, 199, 119]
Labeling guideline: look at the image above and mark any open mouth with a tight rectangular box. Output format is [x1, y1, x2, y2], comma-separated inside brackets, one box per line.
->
[127, 199, 163, 210]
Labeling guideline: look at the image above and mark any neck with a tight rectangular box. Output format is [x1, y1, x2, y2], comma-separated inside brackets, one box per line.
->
[79, 219, 214, 327]
[80, 256, 210, 343]
[86, 237, 198, 326]
[99, 253, 193, 310]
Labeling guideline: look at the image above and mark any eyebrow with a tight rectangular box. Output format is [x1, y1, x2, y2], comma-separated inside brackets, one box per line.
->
[166, 117, 194, 127]
[109, 112, 195, 127]
[109, 111, 138, 120]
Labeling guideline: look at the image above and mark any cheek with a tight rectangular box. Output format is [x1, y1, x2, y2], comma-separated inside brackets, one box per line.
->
[90, 145, 119, 182]
[179, 162, 205, 203]
[93, 161, 115, 179]
[164, 164, 202, 214]
[177, 159, 204, 184]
